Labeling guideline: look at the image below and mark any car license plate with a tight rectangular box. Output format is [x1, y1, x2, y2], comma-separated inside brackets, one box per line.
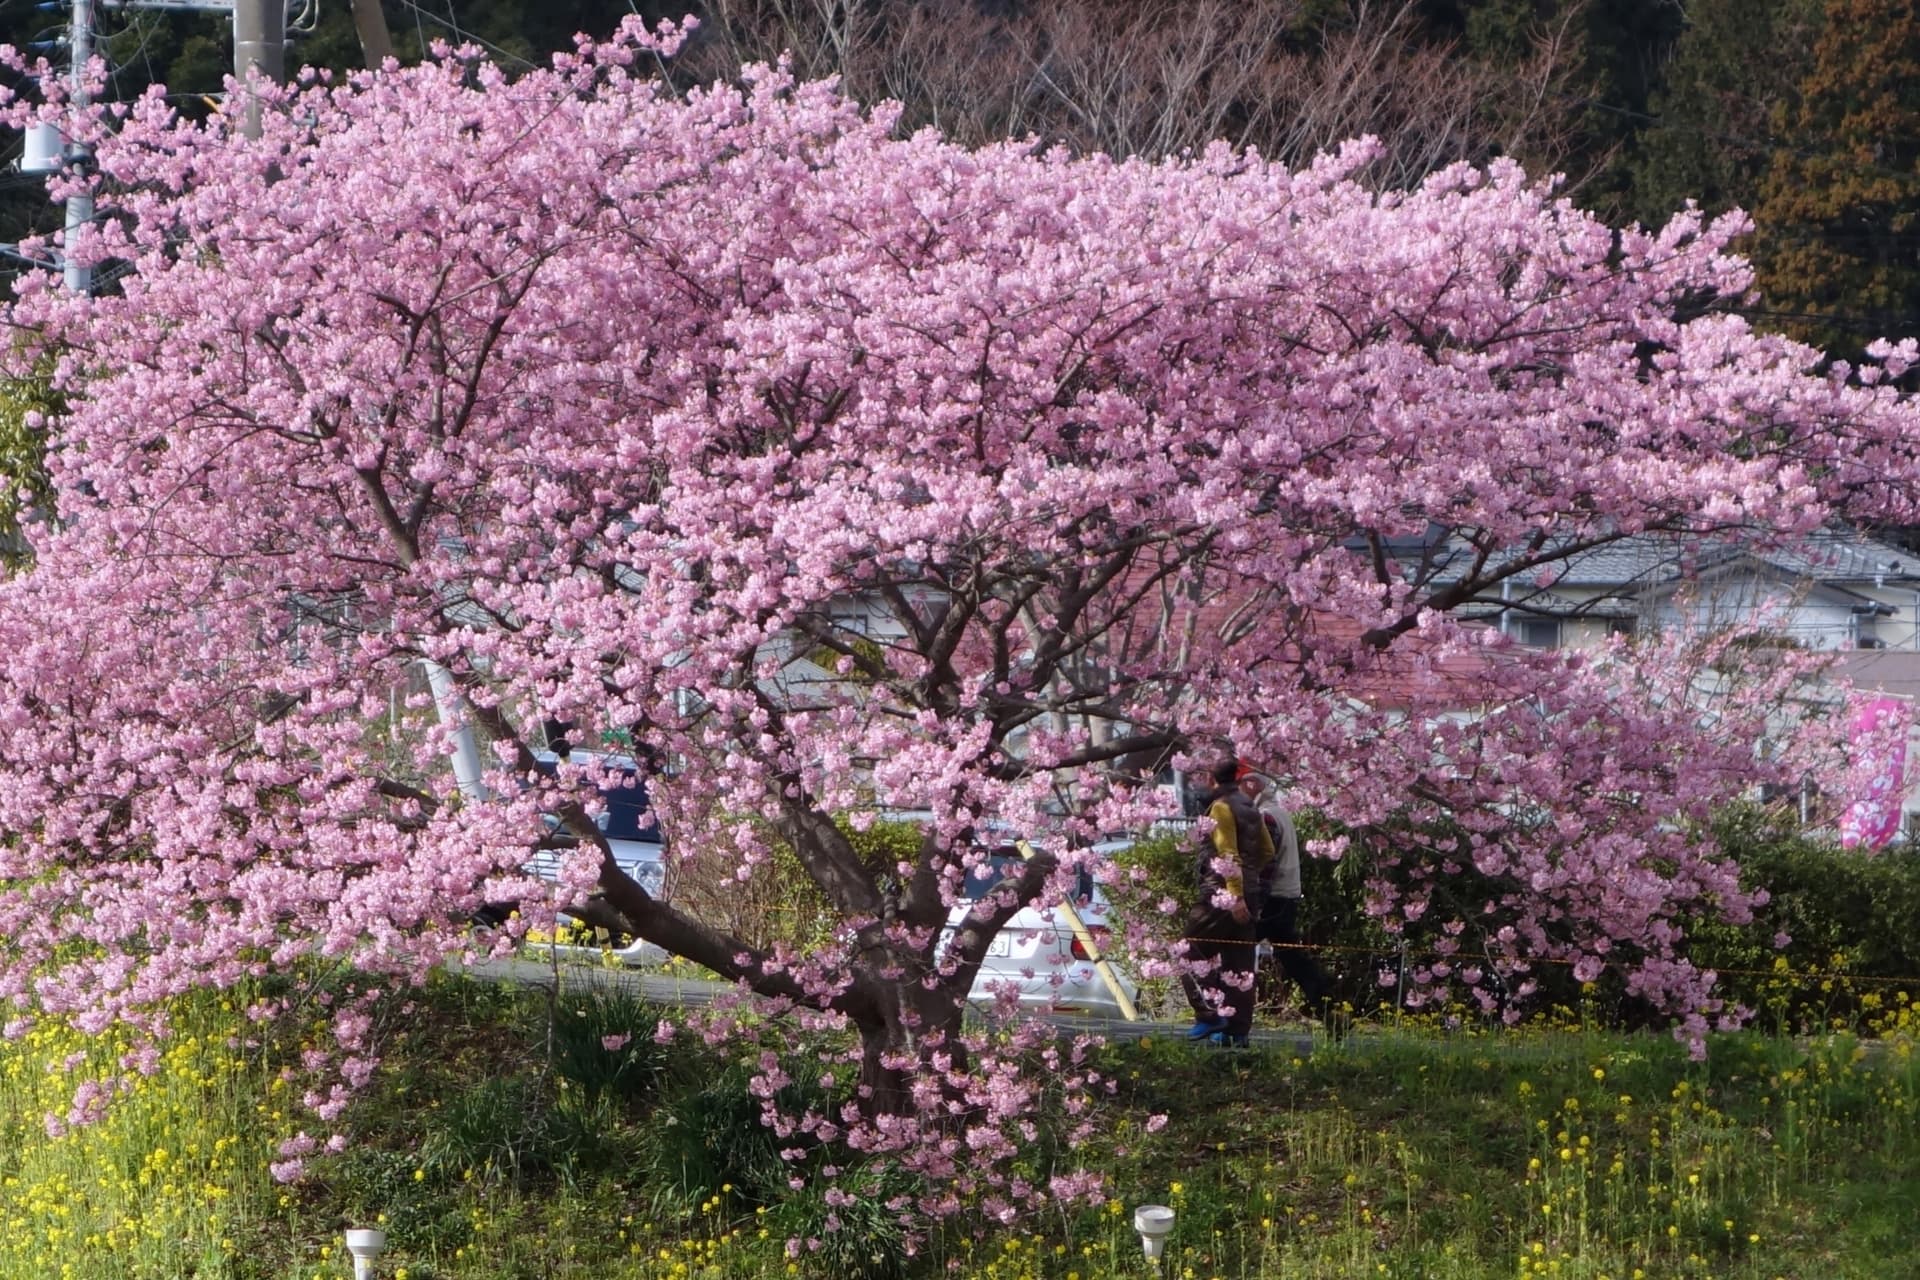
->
[987, 935, 1011, 957]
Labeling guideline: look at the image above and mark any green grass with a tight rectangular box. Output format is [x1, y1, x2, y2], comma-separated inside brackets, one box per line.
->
[2, 975, 1917, 1279]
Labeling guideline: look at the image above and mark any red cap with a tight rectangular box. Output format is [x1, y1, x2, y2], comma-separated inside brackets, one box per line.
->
[1234, 760, 1257, 781]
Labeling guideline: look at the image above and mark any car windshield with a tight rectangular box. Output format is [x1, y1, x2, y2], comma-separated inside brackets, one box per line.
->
[962, 848, 1094, 904]
[534, 757, 661, 844]
[596, 774, 659, 843]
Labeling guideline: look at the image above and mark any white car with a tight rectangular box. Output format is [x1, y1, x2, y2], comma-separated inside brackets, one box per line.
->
[519, 751, 669, 967]
[942, 841, 1140, 1018]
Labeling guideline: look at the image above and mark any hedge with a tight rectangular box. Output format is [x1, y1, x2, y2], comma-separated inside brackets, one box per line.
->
[1107, 805, 1920, 1035]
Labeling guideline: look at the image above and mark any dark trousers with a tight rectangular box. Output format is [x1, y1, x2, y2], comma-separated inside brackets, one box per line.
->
[1180, 904, 1256, 1035]
[1257, 894, 1328, 1005]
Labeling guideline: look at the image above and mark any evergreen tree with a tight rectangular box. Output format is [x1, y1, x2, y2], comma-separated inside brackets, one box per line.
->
[1754, 0, 1920, 359]
[1424, 1, 1685, 216]
[1626, 0, 1821, 226]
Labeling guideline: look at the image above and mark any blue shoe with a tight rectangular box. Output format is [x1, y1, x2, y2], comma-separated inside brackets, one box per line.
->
[1185, 1016, 1227, 1040]
[1208, 1030, 1251, 1049]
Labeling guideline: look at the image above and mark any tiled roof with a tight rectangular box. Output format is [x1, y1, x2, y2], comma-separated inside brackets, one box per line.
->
[1764, 531, 1913, 582]
[1430, 528, 1915, 590]
[1828, 649, 1920, 701]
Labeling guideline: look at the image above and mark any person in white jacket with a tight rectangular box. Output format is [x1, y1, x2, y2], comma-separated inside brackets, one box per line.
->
[1237, 765, 1332, 1020]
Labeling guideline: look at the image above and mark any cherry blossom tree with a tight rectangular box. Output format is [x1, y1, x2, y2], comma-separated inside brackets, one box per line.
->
[1, 16, 1918, 1213]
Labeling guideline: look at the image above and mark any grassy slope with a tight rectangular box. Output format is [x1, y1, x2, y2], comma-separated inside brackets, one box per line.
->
[2, 975, 1917, 1280]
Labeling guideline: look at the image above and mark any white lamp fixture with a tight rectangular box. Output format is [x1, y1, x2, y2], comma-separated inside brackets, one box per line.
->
[19, 122, 63, 175]
[344, 1227, 387, 1280]
[1133, 1204, 1175, 1266]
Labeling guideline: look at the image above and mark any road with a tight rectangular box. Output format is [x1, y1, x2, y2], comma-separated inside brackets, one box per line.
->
[459, 954, 1320, 1053]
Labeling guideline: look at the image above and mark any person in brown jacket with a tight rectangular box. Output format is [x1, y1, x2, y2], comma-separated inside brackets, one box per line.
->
[1182, 757, 1274, 1046]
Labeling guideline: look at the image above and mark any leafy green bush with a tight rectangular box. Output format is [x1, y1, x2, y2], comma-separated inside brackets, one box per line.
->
[1110, 805, 1920, 1033]
[1265, 803, 1920, 1033]
[545, 978, 672, 1108]
[769, 1161, 921, 1280]
[638, 1056, 828, 1214]
[1688, 805, 1920, 1033]
[416, 1074, 556, 1185]
[1278, 805, 1920, 1032]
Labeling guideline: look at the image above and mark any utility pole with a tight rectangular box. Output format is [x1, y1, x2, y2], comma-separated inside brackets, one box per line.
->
[349, 0, 394, 67]
[424, 660, 488, 802]
[62, 0, 92, 294]
[33, 1, 285, 286]
[232, 0, 285, 139]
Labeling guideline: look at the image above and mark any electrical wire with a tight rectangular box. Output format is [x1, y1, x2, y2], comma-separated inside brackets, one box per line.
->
[390, 0, 538, 72]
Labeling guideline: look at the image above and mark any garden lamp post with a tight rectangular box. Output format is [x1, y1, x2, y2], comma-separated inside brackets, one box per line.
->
[1133, 1204, 1175, 1269]
[344, 1227, 386, 1280]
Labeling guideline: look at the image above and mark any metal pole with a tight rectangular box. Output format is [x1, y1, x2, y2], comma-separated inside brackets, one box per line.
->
[62, 0, 92, 294]
[349, 0, 395, 67]
[423, 660, 488, 802]
[232, 0, 285, 139]
[1015, 839, 1139, 1021]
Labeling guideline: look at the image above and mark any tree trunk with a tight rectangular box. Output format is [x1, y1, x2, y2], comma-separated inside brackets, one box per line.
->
[853, 966, 970, 1117]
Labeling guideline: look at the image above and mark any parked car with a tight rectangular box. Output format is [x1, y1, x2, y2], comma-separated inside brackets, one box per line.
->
[518, 750, 669, 967]
[941, 839, 1140, 1018]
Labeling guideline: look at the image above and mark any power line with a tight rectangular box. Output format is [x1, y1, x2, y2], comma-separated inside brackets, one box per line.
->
[389, 0, 538, 72]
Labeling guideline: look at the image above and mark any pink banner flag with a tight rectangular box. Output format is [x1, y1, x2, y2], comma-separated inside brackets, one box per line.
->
[1841, 696, 1911, 850]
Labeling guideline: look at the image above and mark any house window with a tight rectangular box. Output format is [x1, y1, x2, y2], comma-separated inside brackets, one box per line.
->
[1514, 618, 1561, 649]
[828, 603, 872, 636]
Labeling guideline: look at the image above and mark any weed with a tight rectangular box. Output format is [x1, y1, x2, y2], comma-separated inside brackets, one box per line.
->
[543, 977, 672, 1110]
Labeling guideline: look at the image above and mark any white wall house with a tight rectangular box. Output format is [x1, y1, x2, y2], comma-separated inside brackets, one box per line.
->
[1443, 527, 1920, 843]
[1451, 529, 1920, 655]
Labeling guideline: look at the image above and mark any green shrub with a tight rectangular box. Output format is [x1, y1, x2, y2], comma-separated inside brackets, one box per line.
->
[638, 1056, 824, 1213]
[417, 1073, 556, 1185]
[1273, 805, 1920, 1033]
[393, 1073, 636, 1198]
[1241, 803, 1920, 1034]
[544, 979, 672, 1108]
[769, 1161, 921, 1280]
[1687, 805, 1920, 1033]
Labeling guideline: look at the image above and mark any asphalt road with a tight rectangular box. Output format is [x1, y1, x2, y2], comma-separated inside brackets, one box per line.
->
[458, 954, 1320, 1053]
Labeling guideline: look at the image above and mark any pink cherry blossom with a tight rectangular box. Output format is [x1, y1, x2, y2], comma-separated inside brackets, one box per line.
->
[0, 16, 1914, 1222]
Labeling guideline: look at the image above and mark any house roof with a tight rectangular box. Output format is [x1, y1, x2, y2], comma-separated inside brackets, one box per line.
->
[1765, 531, 1914, 583]
[1431, 528, 1916, 592]
[1826, 650, 1920, 702]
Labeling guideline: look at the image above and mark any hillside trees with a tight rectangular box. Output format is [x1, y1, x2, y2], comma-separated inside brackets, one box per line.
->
[1753, 0, 1920, 359]
[3, 21, 1920, 1211]
[684, 0, 1598, 187]
[0, 0, 1668, 278]
[1625, 0, 1821, 225]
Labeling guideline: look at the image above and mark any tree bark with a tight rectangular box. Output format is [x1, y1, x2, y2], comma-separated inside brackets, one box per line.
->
[852, 959, 970, 1116]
